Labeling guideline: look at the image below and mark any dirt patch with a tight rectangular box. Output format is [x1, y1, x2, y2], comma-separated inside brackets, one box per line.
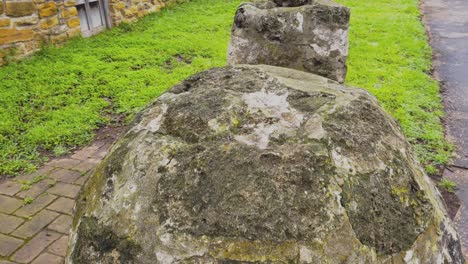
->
[429, 173, 461, 220]
[164, 54, 192, 71]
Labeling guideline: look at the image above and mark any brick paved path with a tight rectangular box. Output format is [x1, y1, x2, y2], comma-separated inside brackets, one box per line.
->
[0, 141, 112, 264]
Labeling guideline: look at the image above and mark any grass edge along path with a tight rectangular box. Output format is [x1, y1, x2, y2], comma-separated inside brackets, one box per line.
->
[0, 0, 451, 177]
[336, 0, 452, 175]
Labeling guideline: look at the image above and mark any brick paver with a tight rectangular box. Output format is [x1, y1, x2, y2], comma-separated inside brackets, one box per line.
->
[31, 253, 63, 264]
[48, 215, 72, 234]
[47, 235, 68, 257]
[12, 230, 61, 263]
[47, 183, 81, 199]
[47, 197, 75, 215]
[47, 159, 81, 170]
[0, 140, 112, 263]
[0, 181, 21, 196]
[16, 179, 55, 199]
[0, 214, 24, 234]
[49, 169, 81, 184]
[0, 195, 23, 214]
[14, 194, 57, 218]
[72, 159, 99, 173]
[73, 174, 90, 186]
[0, 260, 17, 264]
[0, 234, 23, 257]
[16, 166, 55, 182]
[12, 210, 59, 239]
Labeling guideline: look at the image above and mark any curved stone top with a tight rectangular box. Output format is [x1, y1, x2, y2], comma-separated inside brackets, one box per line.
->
[228, 1, 350, 83]
[263, 0, 343, 8]
[68, 65, 463, 264]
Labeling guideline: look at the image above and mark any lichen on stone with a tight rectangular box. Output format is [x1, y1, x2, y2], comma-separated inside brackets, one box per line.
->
[67, 65, 464, 264]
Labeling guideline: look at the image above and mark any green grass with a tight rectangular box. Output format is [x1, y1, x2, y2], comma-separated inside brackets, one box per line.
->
[438, 179, 457, 193]
[336, 0, 452, 172]
[0, 0, 450, 176]
[0, 0, 244, 176]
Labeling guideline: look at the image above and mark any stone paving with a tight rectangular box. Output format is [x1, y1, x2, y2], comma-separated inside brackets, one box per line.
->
[0, 141, 112, 264]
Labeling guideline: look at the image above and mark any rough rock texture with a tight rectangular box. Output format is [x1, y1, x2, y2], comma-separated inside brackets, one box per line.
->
[227, 1, 350, 83]
[67, 65, 464, 263]
[273, 0, 313, 7]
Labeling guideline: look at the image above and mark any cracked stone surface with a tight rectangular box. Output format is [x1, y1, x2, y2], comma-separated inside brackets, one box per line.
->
[69, 65, 463, 263]
[228, 0, 349, 83]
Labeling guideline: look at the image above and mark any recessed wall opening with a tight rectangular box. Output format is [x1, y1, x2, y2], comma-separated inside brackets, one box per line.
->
[76, 0, 111, 37]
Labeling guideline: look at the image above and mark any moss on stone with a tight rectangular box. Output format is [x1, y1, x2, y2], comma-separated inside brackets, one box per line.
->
[68, 65, 463, 263]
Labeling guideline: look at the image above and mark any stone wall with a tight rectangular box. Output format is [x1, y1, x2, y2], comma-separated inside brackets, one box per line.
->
[0, 0, 186, 65]
[109, 0, 183, 26]
[0, 0, 81, 64]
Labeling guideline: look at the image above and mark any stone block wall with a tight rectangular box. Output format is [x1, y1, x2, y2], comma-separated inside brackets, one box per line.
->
[109, 0, 185, 25]
[0, 0, 81, 64]
[0, 0, 187, 65]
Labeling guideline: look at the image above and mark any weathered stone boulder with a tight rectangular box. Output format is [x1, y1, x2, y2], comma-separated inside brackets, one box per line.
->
[67, 65, 464, 263]
[273, 0, 313, 7]
[227, 1, 350, 83]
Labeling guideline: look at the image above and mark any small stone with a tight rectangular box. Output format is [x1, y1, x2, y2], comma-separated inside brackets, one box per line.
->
[0, 28, 34, 45]
[0, 213, 24, 234]
[39, 2, 57, 18]
[0, 234, 23, 257]
[60, 6, 77, 18]
[124, 6, 138, 18]
[64, 0, 76, 6]
[0, 195, 23, 214]
[48, 24, 68, 35]
[67, 26, 81, 38]
[12, 230, 60, 263]
[47, 197, 75, 215]
[48, 235, 68, 256]
[67, 17, 80, 28]
[11, 210, 59, 239]
[51, 33, 69, 45]
[12, 15, 39, 26]
[113, 2, 126, 10]
[5, 1, 36, 17]
[41, 16, 59, 29]
[0, 18, 9, 27]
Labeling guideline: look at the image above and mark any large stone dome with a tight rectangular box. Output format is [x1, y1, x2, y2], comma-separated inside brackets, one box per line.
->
[67, 65, 464, 263]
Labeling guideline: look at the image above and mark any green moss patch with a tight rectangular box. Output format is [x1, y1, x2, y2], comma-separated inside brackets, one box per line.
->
[0, 0, 450, 177]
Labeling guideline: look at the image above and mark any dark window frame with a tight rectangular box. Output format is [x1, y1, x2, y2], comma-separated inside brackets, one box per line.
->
[76, 0, 111, 37]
